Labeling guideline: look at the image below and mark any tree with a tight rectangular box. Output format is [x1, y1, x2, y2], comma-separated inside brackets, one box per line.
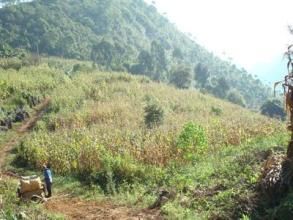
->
[213, 77, 230, 98]
[169, 66, 192, 89]
[172, 47, 183, 60]
[194, 63, 209, 87]
[0, 43, 14, 58]
[130, 50, 153, 76]
[226, 90, 246, 107]
[91, 40, 115, 69]
[151, 40, 167, 79]
[131, 42, 167, 81]
[260, 99, 286, 120]
[0, 0, 21, 6]
[138, 50, 154, 74]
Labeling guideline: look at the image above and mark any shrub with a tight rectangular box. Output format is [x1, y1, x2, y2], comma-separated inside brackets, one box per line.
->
[0, 80, 9, 99]
[211, 106, 222, 116]
[72, 63, 92, 73]
[144, 102, 164, 128]
[226, 90, 246, 107]
[177, 122, 207, 160]
[169, 65, 192, 89]
[0, 58, 22, 70]
[260, 99, 286, 120]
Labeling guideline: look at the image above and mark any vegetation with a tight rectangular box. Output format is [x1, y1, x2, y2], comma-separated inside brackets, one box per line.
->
[144, 101, 164, 129]
[227, 90, 246, 107]
[260, 99, 286, 121]
[0, 58, 289, 219]
[176, 122, 208, 160]
[169, 65, 192, 89]
[0, 0, 291, 219]
[0, 0, 271, 108]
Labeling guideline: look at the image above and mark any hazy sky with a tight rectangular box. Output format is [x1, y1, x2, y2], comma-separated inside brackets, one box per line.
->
[145, 0, 293, 83]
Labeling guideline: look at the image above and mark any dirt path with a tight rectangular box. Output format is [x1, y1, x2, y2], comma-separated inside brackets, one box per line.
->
[0, 98, 51, 169]
[45, 198, 162, 220]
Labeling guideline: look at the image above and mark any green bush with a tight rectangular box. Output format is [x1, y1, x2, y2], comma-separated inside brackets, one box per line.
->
[177, 122, 207, 160]
[92, 153, 164, 193]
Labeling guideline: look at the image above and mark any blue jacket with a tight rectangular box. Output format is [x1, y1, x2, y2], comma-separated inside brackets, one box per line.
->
[44, 168, 52, 183]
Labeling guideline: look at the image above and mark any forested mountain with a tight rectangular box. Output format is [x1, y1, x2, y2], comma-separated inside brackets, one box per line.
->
[0, 0, 271, 108]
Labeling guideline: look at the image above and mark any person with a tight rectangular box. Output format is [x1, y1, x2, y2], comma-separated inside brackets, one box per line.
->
[43, 163, 53, 198]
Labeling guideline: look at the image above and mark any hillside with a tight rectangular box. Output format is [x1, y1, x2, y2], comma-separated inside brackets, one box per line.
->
[0, 59, 289, 219]
[0, 0, 271, 108]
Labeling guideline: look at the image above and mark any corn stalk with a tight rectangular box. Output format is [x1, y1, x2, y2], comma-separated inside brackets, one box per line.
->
[275, 45, 293, 158]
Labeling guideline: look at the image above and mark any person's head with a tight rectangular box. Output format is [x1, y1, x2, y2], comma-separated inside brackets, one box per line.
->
[43, 162, 51, 169]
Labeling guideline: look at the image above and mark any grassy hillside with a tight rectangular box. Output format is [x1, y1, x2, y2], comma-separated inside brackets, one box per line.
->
[0, 59, 290, 219]
[0, 0, 271, 108]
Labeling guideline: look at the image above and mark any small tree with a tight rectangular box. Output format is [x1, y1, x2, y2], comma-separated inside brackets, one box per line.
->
[130, 50, 154, 77]
[91, 40, 115, 69]
[144, 102, 164, 128]
[169, 66, 192, 89]
[177, 122, 208, 160]
[194, 63, 209, 87]
[213, 77, 230, 98]
[151, 40, 167, 74]
[260, 99, 286, 120]
[227, 90, 246, 107]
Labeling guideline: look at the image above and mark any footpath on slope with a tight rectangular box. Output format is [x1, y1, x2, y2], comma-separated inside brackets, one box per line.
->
[0, 97, 51, 169]
[0, 98, 163, 220]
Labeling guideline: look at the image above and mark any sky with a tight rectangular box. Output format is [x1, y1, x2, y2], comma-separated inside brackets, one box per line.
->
[145, 0, 293, 84]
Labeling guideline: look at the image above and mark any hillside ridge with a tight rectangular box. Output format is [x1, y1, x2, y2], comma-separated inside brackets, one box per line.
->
[0, 0, 271, 108]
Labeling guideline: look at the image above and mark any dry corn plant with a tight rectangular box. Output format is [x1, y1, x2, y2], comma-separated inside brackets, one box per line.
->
[275, 45, 293, 158]
[259, 45, 293, 200]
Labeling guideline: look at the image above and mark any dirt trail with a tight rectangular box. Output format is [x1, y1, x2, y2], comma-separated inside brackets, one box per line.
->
[45, 198, 162, 220]
[0, 98, 51, 169]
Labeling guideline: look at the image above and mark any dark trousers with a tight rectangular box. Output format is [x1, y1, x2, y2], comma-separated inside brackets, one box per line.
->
[45, 180, 52, 197]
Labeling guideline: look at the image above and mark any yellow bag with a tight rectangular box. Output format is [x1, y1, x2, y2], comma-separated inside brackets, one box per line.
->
[30, 177, 42, 191]
[20, 176, 42, 193]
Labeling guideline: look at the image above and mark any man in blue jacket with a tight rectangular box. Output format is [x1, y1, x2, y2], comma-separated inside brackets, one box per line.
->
[43, 163, 53, 198]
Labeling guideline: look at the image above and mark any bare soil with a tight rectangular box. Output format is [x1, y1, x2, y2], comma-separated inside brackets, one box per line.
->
[45, 198, 163, 220]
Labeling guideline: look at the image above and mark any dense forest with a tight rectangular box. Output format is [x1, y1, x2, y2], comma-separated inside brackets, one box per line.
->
[0, 0, 270, 108]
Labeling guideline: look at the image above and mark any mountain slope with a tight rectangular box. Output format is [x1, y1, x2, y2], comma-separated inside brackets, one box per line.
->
[0, 60, 287, 219]
[0, 0, 271, 108]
